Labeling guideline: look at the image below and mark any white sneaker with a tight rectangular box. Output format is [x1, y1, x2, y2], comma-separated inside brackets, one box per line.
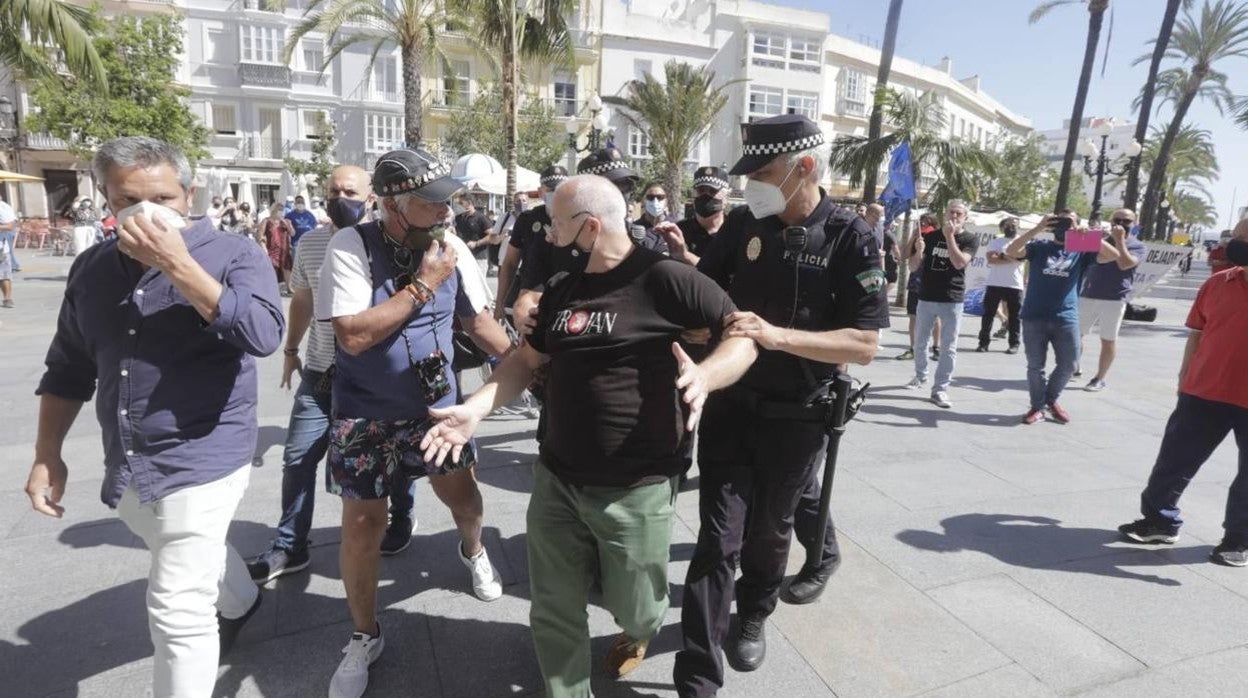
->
[459, 543, 503, 601]
[329, 628, 385, 698]
[905, 377, 925, 390]
[931, 391, 952, 409]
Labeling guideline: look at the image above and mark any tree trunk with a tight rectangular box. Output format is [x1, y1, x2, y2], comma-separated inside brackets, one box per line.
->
[1140, 79, 1201, 239]
[1053, 1, 1108, 213]
[1124, 0, 1181, 211]
[665, 160, 682, 220]
[893, 207, 912, 308]
[861, 0, 904, 202]
[504, 27, 518, 207]
[401, 41, 423, 147]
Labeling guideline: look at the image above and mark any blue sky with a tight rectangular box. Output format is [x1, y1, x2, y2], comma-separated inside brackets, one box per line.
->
[787, 0, 1247, 232]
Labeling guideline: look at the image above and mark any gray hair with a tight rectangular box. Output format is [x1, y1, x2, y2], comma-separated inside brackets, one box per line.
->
[946, 198, 969, 214]
[786, 141, 833, 183]
[92, 136, 193, 192]
[374, 192, 422, 223]
[561, 175, 626, 234]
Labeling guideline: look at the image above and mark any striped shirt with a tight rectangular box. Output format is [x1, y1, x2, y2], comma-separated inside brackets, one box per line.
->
[290, 225, 335, 372]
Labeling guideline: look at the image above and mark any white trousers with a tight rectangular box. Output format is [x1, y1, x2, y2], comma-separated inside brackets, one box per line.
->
[116, 465, 256, 698]
[71, 225, 96, 255]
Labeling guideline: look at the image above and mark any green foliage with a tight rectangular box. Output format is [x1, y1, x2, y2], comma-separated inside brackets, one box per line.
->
[284, 117, 338, 199]
[27, 12, 208, 163]
[443, 84, 567, 171]
[973, 136, 1063, 213]
[0, 0, 107, 90]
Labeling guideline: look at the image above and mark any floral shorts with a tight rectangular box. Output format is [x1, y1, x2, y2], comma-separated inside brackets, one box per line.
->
[326, 416, 477, 500]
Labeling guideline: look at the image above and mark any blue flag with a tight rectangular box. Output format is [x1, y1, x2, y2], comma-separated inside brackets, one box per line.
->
[880, 140, 916, 226]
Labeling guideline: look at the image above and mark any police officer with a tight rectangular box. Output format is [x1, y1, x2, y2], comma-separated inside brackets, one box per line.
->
[673, 115, 890, 697]
[496, 165, 568, 321]
[659, 165, 731, 266]
[576, 146, 668, 254]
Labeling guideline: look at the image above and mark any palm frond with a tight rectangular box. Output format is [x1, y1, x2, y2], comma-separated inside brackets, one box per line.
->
[0, 0, 106, 90]
[1028, 0, 1086, 25]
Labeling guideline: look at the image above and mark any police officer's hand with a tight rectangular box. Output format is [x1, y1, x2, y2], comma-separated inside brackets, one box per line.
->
[421, 404, 484, 467]
[672, 342, 707, 431]
[654, 222, 688, 259]
[725, 311, 785, 351]
[417, 240, 457, 290]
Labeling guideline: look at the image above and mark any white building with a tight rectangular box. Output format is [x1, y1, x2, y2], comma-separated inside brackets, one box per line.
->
[1040, 116, 1139, 211]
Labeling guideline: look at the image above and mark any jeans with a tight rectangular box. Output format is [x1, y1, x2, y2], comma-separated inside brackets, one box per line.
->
[117, 465, 257, 698]
[527, 461, 676, 698]
[913, 300, 962, 393]
[275, 369, 415, 553]
[0, 230, 17, 270]
[1022, 317, 1079, 410]
[1140, 394, 1248, 537]
[978, 286, 1021, 347]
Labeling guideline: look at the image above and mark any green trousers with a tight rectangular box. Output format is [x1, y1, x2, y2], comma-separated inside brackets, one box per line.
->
[526, 460, 678, 698]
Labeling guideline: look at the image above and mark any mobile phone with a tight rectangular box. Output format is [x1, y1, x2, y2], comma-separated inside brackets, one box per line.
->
[1049, 217, 1073, 241]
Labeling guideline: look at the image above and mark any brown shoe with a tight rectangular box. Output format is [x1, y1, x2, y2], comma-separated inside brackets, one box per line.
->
[604, 633, 649, 679]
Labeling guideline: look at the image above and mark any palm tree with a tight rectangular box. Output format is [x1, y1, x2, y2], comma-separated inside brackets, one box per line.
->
[860, 0, 904, 202]
[829, 88, 993, 306]
[288, 0, 456, 148]
[1138, 0, 1248, 238]
[1029, 0, 1111, 212]
[1135, 124, 1218, 239]
[452, 0, 576, 204]
[1123, 0, 1190, 210]
[0, 0, 106, 90]
[608, 61, 737, 213]
[1169, 189, 1217, 230]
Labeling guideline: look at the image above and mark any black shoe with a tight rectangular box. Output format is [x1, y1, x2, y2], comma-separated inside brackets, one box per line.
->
[1005, 345, 1020, 355]
[975, 345, 989, 353]
[219, 593, 262, 657]
[728, 614, 767, 672]
[993, 327, 1008, 340]
[1118, 519, 1179, 544]
[247, 547, 311, 584]
[781, 559, 841, 605]
[1212, 537, 1248, 567]
[380, 516, 414, 556]
[930, 347, 940, 360]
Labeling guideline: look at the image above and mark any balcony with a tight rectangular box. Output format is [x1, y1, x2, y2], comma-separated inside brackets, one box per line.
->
[239, 63, 292, 88]
[838, 98, 867, 118]
[367, 88, 402, 104]
[427, 89, 472, 110]
[238, 134, 289, 161]
[23, 132, 69, 150]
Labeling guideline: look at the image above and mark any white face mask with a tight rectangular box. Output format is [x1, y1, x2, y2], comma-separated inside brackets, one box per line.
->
[115, 200, 187, 232]
[543, 192, 555, 209]
[744, 160, 801, 218]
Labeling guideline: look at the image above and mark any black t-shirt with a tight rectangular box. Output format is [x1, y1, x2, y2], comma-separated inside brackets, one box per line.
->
[918, 229, 980, 303]
[508, 206, 551, 253]
[527, 247, 737, 487]
[883, 231, 899, 275]
[697, 192, 890, 401]
[518, 223, 586, 291]
[453, 210, 490, 244]
[677, 216, 721, 257]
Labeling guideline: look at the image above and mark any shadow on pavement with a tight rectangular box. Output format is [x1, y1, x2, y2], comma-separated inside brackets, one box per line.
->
[897, 514, 1183, 586]
[858, 402, 1018, 429]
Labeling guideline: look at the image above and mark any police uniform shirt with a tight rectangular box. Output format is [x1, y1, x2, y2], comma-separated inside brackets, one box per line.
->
[633, 214, 671, 255]
[508, 205, 552, 256]
[677, 216, 717, 258]
[518, 221, 587, 291]
[527, 247, 737, 487]
[696, 192, 890, 401]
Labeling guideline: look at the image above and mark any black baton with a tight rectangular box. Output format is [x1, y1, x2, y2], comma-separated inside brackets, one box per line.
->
[811, 374, 854, 564]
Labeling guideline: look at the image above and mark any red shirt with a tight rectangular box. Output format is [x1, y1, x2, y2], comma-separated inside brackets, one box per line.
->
[1208, 244, 1229, 272]
[1183, 268, 1248, 409]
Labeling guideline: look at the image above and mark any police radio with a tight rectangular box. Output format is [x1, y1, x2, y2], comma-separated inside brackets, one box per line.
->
[629, 224, 647, 245]
[784, 226, 807, 327]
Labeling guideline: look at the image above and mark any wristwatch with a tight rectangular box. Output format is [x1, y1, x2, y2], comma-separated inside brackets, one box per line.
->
[283, 347, 299, 357]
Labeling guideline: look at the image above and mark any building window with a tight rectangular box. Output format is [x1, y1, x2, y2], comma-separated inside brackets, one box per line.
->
[301, 38, 324, 72]
[372, 56, 399, 102]
[302, 110, 328, 139]
[789, 37, 820, 71]
[748, 87, 783, 118]
[206, 28, 231, 64]
[752, 32, 786, 68]
[628, 127, 651, 159]
[841, 69, 867, 103]
[366, 113, 403, 152]
[633, 59, 652, 81]
[212, 104, 238, 135]
[441, 59, 470, 106]
[554, 73, 577, 117]
[240, 25, 283, 64]
[786, 90, 819, 120]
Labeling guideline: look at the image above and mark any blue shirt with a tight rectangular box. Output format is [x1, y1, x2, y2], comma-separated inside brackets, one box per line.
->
[286, 208, 318, 246]
[1021, 240, 1097, 322]
[37, 217, 285, 507]
[1081, 236, 1147, 301]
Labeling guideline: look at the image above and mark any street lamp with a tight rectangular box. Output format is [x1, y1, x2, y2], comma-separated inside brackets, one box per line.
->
[566, 92, 611, 153]
[1081, 119, 1141, 224]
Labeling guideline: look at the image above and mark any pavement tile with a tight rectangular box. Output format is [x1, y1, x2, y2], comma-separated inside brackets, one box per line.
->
[848, 456, 1029, 511]
[917, 664, 1057, 698]
[1077, 646, 1248, 697]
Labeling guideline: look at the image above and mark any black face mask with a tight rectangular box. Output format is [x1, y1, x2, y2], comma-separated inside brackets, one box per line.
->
[326, 197, 368, 229]
[694, 195, 724, 218]
[1226, 238, 1248, 267]
[1003, 225, 1018, 238]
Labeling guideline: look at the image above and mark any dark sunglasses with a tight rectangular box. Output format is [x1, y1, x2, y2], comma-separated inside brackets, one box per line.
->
[644, 194, 667, 201]
[1111, 218, 1134, 227]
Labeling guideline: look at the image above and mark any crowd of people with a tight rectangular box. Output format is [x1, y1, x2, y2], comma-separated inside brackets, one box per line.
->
[16, 118, 1248, 698]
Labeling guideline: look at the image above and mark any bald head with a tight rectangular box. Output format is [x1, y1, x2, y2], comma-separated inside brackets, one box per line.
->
[328, 165, 371, 199]
[1233, 217, 1248, 242]
[552, 175, 626, 237]
[864, 203, 884, 225]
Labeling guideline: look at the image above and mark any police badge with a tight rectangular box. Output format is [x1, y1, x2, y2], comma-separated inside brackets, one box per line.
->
[746, 236, 762, 262]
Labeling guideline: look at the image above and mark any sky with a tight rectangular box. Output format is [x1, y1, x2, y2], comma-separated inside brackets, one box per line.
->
[786, 0, 1247, 233]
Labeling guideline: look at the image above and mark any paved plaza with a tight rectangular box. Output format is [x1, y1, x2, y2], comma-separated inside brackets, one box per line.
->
[1, 249, 1244, 697]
